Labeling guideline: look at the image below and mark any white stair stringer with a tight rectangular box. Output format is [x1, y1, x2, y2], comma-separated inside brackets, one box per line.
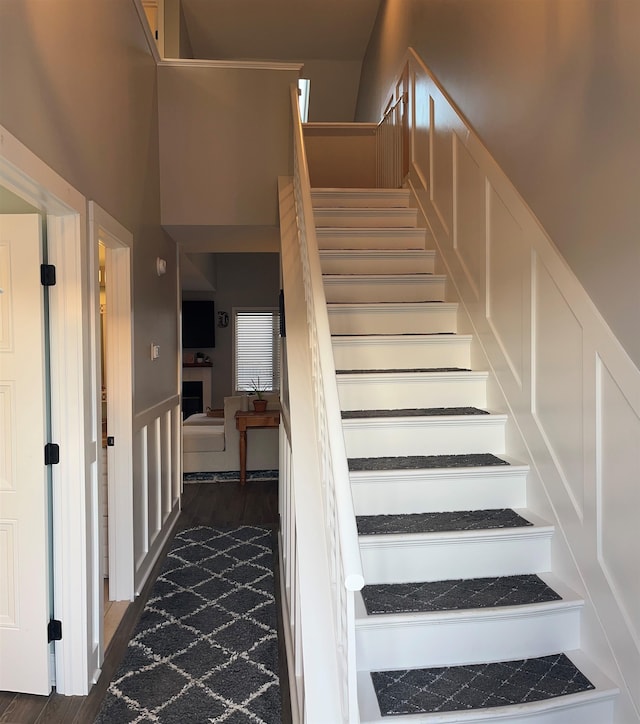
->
[350, 459, 529, 516]
[337, 370, 488, 411]
[342, 413, 507, 458]
[320, 249, 436, 275]
[332, 334, 473, 371]
[358, 517, 553, 585]
[307, 187, 618, 723]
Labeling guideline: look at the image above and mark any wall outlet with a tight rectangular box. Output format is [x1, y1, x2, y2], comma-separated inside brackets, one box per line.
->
[151, 343, 160, 360]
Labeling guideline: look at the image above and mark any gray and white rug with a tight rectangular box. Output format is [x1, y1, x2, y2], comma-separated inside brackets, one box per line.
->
[95, 526, 281, 723]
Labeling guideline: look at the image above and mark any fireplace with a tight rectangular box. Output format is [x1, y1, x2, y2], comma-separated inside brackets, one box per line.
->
[182, 381, 203, 419]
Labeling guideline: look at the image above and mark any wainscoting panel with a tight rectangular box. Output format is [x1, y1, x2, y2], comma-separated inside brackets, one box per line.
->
[395, 47, 640, 718]
[453, 134, 485, 301]
[533, 258, 585, 516]
[486, 185, 529, 390]
[596, 357, 640, 642]
[133, 395, 181, 593]
[431, 94, 453, 236]
[411, 70, 430, 193]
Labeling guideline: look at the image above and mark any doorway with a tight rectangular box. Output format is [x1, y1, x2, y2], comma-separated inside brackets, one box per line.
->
[88, 202, 135, 662]
[0, 126, 93, 695]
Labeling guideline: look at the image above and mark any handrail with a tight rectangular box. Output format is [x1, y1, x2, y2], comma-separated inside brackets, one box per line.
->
[379, 92, 407, 124]
[277, 82, 365, 723]
[289, 84, 366, 594]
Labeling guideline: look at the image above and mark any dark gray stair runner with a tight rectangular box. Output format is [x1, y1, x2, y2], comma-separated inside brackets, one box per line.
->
[342, 406, 489, 419]
[336, 367, 471, 374]
[348, 452, 510, 471]
[371, 654, 595, 716]
[361, 574, 561, 615]
[356, 509, 532, 536]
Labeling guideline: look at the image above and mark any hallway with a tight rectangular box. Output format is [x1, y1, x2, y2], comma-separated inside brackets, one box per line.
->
[0, 480, 290, 724]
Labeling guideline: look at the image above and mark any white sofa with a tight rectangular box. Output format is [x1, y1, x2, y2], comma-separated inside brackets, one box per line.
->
[182, 394, 279, 474]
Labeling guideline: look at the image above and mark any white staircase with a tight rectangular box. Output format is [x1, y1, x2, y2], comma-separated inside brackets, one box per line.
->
[312, 188, 619, 723]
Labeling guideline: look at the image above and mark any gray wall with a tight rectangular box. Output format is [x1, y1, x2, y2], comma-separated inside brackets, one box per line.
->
[183, 253, 280, 407]
[0, 0, 179, 412]
[357, 0, 640, 368]
[157, 64, 298, 228]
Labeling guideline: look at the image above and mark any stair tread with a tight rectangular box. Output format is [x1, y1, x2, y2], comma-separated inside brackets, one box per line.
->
[370, 653, 595, 716]
[361, 573, 561, 615]
[349, 453, 509, 471]
[343, 406, 489, 419]
[337, 367, 471, 374]
[357, 508, 532, 536]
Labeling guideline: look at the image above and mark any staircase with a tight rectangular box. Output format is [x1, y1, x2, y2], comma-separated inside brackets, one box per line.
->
[311, 188, 618, 723]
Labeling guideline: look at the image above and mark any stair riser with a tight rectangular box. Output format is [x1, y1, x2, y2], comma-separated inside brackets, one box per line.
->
[311, 190, 410, 208]
[350, 469, 528, 515]
[343, 418, 506, 458]
[320, 252, 435, 275]
[360, 533, 552, 584]
[314, 208, 418, 228]
[332, 335, 472, 370]
[356, 606, 582, 670]
[324, 277, 446, 303]
[316, 229, 426, 250]
[337, 375, 487, 411]
[328, 304, 458, 335]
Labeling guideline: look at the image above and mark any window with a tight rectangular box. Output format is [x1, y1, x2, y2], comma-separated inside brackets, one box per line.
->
[233, 309, 280, 393]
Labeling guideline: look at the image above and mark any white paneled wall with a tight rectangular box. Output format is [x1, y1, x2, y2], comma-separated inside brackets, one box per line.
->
[397, 48, 640, 722]
[133, 395, 181, 594]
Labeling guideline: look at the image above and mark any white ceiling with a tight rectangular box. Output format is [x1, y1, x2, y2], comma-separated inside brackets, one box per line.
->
[181, 0, 382, 62]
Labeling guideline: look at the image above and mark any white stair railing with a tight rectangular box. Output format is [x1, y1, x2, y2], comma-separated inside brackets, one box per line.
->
[277, 83, 365, 723]
[376, 93, 406, 189]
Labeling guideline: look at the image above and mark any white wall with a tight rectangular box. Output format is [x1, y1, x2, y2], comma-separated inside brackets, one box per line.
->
[356, 0, 640, 370]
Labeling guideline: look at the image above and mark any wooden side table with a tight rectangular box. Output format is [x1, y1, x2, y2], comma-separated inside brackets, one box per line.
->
[234, 409, 280, 484]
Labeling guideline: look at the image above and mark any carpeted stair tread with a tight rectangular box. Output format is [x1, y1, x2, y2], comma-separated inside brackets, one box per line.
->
[371, 653, 595, 716]
[357, 509, 532, 536]
[348, 453, 509, 471]
[336, 367, 471, 374]
[342, 406, 488, 419]
[362, 574, 561, 615]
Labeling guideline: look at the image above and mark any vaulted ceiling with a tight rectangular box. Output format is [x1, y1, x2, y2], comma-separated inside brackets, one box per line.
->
[180, 0, 382, 62]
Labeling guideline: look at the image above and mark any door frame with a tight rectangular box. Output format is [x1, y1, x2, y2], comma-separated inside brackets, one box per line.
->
[88, 201, 134, 613]
[0, 126, 94, 694]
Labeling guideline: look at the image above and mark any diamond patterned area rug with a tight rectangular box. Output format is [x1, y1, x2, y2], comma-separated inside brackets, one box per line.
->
[95, 526, 281, 724]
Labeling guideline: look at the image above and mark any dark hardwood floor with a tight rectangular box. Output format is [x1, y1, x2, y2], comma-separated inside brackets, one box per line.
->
[0, 479, 290, 724]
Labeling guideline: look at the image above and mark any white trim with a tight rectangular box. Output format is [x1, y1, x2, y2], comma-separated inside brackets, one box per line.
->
[0, 124, 92, 695]
[159, 58, 304, 72]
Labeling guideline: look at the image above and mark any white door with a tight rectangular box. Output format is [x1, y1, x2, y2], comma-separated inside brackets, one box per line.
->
[0, 214, 51, 695]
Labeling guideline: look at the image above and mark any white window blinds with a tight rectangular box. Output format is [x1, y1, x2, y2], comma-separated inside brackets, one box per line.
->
[234, 309, 280, 392]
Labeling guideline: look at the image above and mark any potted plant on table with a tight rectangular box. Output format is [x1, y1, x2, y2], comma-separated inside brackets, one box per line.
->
[250, 377, 269, 413]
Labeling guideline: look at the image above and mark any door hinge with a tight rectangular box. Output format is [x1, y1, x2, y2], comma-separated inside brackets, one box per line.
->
[40, 264, 56, 287]
[44, 443, 60, 465]
[48, 619, 62, 642]
[107, 436, 115, 447]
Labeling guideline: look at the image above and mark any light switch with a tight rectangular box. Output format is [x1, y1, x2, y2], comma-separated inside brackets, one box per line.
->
[151, 343, 160, 360]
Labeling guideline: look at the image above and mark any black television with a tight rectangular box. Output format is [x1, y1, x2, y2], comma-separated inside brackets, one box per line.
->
[182, 300, 215, 348]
